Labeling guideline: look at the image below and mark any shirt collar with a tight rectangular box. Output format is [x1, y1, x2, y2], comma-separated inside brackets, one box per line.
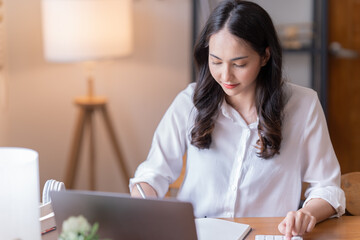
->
[220, 99, 259, 130]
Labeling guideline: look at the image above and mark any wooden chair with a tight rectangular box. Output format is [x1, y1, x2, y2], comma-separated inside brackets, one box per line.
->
[341, 172, 360, 215]
[166, 154, 187, 197]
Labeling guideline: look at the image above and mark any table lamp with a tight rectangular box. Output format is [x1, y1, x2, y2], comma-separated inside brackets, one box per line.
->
[41, 0, 133, 190]
[0, 147, 41, 239]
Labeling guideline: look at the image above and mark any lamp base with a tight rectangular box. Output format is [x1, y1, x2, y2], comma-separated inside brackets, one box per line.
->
[65, 96, 129, 190]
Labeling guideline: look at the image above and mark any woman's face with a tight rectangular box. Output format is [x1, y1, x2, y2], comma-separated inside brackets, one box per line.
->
[208, 28, 268, 99]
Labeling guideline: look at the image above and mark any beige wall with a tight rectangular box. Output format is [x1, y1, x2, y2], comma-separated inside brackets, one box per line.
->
[0, 69, 6, 145]
[0, 73, 8, 146]
[0, 0, 9, 146]
[2, 0, 191, 194]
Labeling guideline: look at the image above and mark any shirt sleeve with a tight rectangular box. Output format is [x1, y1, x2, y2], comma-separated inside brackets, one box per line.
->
[129, 84, 195, 197]
[301, 91, 346, 217]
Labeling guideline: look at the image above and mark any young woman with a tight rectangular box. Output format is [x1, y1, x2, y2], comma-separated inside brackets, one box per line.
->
[130, 1, 345, 239]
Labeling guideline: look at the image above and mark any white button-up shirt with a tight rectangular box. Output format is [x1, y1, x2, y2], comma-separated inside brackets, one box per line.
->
[130, 83, 345, 218]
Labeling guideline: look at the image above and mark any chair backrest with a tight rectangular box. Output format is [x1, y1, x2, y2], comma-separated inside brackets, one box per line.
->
[166, 154, 187, 197]
[341, 172, 360, 215]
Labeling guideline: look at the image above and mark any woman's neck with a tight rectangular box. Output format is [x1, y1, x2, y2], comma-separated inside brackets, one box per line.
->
[226, 91, 257, 125]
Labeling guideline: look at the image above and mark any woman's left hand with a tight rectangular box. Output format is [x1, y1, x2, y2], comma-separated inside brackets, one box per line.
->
[278, 209, 316, 240]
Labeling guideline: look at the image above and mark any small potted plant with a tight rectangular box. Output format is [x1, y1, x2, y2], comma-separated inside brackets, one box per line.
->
[58, 215, 102, 240]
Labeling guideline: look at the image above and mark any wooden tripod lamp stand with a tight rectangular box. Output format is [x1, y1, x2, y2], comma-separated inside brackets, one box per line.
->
[41, 0, 133, 190]
[65, 77, 130, 190]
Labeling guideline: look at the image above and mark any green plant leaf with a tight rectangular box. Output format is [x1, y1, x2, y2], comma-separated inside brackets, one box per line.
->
[86, 222, 99, 240]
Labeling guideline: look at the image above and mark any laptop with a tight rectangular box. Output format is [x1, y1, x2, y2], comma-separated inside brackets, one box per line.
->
[50, 190, 198, 240]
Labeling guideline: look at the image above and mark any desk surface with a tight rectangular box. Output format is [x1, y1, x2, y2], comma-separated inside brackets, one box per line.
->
[42, 216, 360, 240]
[227, 216, 360, 240]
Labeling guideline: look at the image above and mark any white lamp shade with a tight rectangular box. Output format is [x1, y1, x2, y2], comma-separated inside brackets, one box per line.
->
[41, 0, 133, 62]
[0, 147, 41, 240]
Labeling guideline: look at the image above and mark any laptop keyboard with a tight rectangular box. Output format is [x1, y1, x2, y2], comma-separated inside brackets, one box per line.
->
[255, 235, 303, 240]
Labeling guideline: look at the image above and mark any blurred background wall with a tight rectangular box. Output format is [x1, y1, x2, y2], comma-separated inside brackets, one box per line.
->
[0, 0, 191, 193]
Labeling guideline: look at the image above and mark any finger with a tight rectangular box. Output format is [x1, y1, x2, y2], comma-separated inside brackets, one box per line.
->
[298, 214, 311, 235]
[278, 218, 287, 234]
[306, 215, 317, 233]
[285, 212, 296, 238]
[293, 211, 305, 235]
[285, 232, 292, 240]
[279, 220, 292, 240]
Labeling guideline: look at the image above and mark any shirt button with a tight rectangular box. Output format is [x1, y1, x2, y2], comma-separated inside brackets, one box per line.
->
[232, 185, 237, 191]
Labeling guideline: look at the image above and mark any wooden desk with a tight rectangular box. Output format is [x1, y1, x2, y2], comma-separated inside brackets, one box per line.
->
[226, 216, 360, 239]
[42, 216, 359, 239]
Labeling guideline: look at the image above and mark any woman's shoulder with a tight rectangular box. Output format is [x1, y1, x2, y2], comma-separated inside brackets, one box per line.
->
[181, 82, 196, 95]
[173, 83, 196, 103]
[285, 82, 317, 98]
[284, 82, 318, 106]
[283, 82, 320, 119]
[168, 83, 196, 112]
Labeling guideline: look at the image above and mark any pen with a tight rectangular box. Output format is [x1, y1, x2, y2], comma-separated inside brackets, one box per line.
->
[136, 183, 147, 199]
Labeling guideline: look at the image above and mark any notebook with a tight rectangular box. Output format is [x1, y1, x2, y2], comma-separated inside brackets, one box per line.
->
[195, 218, 251, 240]
[50, 190, 198, 240]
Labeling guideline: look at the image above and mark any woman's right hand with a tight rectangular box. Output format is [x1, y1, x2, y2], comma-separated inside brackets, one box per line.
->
[131, 182, 158, 198]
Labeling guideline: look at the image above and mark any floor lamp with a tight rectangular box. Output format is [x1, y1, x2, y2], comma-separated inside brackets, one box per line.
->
[41, 0, 133, 190]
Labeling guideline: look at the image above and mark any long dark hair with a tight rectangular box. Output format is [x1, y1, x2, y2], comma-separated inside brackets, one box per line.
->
[191, 0, 284, 159]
